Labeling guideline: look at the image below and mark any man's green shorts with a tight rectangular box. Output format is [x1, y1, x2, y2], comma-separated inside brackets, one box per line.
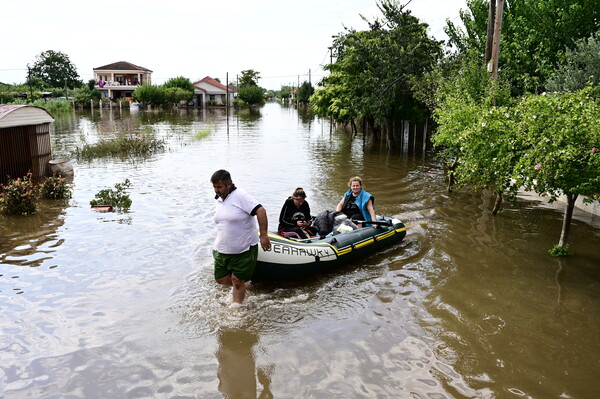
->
[213, 245, 258, 281]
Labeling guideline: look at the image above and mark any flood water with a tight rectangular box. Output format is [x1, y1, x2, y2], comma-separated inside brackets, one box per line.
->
[1, 102, 599, 398]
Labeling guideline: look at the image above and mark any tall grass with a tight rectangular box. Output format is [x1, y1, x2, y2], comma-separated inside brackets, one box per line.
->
[74, 133, 166, 160]
[31, 99, 73, 113]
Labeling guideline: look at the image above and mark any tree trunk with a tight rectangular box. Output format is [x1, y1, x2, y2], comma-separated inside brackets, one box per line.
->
[447, 158, 458, 192]
[491, 191, 503, 215]
[558, 193, 577, 247]
[351, 118, 357, 136]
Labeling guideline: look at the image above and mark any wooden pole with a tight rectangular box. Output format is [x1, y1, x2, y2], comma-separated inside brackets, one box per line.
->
[484, 0, 497, 66]
[490, 0, 504, 82]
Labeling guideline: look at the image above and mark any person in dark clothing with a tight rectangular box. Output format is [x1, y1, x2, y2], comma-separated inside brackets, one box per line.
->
[278, 187, 317, 239]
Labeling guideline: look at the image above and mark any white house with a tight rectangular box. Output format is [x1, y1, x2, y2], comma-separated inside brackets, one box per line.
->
[192, 76, 234, 106]
[93, 61, 152, 101]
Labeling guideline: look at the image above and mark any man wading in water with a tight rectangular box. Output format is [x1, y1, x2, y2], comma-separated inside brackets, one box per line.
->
[211, 170, 271, 304]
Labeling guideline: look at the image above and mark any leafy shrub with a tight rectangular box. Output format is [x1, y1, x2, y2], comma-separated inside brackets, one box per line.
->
[41, 174, 72, 199]
[90, 179, 132, 210]
[194, 130, 211, 140]
[74, 133, 165, 159]
[31, 98, 73, 113]
[549, 245, 571, 257]
[0, 173, 39, 215]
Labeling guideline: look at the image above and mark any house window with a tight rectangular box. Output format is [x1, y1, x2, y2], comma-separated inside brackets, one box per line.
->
[209, 95, 216, 101]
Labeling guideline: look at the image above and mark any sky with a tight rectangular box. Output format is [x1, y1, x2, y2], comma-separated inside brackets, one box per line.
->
[1, 0, 466, 90]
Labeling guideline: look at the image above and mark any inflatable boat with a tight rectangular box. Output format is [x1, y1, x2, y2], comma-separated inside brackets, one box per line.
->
[253, 216, 406, 280]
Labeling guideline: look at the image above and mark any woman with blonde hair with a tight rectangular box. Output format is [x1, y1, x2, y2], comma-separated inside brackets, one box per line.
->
[336, 176, 376, 226]
[278, 187, 317, 239]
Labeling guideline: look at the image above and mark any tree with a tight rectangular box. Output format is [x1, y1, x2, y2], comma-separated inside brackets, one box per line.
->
[73, 86, 101, 107]
[513, 89, 600, 253]
[445, 0, 600, 95]
[546, 30, 600, 92]
[239, 70, 261, 86]
[237, 84, 264, 105]
[28, 50, 81, 89]
[316, 0, 442, 139]
[163, 76, 194, 91]
[297, 81, 314, 104]
[133, 83, 166, 106]
[163, 76, 194, 104]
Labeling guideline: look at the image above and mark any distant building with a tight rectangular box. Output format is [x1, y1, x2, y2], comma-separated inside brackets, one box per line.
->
[192, 76, 235, 106]
[0, 105, 54, 183]
[93, 61, 152, 101]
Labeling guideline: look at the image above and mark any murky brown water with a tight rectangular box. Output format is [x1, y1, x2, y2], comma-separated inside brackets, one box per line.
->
[1, 103, 599, 398]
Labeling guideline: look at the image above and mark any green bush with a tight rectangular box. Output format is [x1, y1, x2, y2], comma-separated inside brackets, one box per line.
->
[31, 98, 73, 113]
[41, 175, 72, 199]
[238, 84, 265, 105]
[0, 173, 39, 215]
[90, 179, 132, 210]
[74, 133, 165, 159]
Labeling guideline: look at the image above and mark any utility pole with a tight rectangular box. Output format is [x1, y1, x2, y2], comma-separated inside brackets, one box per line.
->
[484, 0, 497, 66]
[490, 0, 504, 82]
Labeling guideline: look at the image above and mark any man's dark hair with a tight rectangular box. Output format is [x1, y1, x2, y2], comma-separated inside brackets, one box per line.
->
[211, 169, 231, 184]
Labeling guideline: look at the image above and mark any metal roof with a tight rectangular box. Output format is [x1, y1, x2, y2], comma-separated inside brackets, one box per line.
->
[0, 105, 54, 129]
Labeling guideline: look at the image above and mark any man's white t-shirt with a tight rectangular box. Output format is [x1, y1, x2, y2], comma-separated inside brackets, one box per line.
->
[213, 187, 261, 254]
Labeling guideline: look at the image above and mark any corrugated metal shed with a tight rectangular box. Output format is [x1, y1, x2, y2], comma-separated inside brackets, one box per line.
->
[0, 105, 54, 184]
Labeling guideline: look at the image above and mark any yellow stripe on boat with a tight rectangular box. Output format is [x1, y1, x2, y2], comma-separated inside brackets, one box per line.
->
[375, 230, 396, 240]
[354, 238, 374, 249]
[335, 247, 352, 255]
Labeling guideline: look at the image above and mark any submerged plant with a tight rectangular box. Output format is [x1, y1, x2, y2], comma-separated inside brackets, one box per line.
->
[549, 244, 571, 257]
[193, 129, 211, 140]
[0, 172, 39, 215]
[75, 133, 165, 160]
[90, 179, 132, 210]
[41, 174, 72, 199]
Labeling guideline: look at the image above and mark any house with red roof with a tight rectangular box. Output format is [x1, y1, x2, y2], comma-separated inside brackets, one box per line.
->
[93, 61, 152, 101]
[192, 76, 234, 106]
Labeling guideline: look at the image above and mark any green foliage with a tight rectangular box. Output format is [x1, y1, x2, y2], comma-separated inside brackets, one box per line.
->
[238, 84, 265, 105]
[193, 130, 211, 140]
[513, 89, 600, 203]
[434, 85, 599, 251]
[446, 0, 600, 95]
[41, 175, 72, 199]
[163, 76, 194, 91]
[28, 50, 82, 89]
[278, 85, 292, 99]
[133, 83, 166, 106]
[432, 56, 513, 171]
[232, 98, 247, 107]
[239, 70, 261, 86]
[547, 30, 600, 92]
[31, 98, 73, 113]
[549, 245, 571, 257]
[310, 72, 359, 123]
[0, 173, 38, 215]
[315, 0, 442, 127]
[297, 81, 314, 104]
[164, 87, 194, 104]
[74, 133, 166, 159]
[73, 86, 101, 107]
[90, 179, 132, 210]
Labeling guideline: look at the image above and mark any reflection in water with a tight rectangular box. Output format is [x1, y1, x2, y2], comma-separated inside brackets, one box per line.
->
[217, 327, 273, 399]
[1, 103, 599, 398]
